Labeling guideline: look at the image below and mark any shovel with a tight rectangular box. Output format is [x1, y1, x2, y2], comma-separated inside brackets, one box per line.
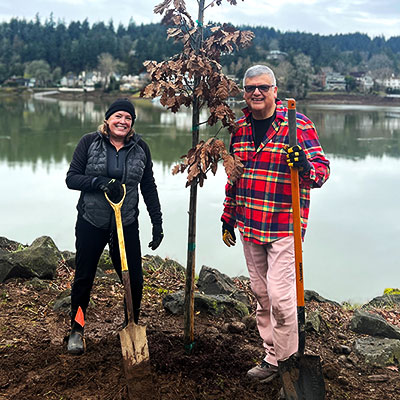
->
[277, 99, 326, 400]
[105, 185, 154, 399]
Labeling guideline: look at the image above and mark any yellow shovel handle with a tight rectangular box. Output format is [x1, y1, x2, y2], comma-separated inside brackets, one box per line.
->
[105, 185, 128, 272]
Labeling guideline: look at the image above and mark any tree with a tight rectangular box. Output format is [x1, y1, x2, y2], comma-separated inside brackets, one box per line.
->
[0, 63, 7, 83]
[52, 67, 62, 85]
[283, 53, 313, 99]
[368, 53, 394, 80]
[97, 52, 117, 89]
[345, 75, 358, 92]
[24, 59, 51, 87]
[141, 0, 253, 349]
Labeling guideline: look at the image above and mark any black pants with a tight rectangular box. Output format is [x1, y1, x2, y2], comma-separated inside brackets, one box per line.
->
[71, 216, 143, 324]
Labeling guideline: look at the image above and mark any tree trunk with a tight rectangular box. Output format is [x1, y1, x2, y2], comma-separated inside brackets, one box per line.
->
[183, 0, 205, 350]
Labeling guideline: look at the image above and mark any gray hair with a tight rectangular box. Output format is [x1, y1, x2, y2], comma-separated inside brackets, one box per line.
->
[243, 65, 276, 87]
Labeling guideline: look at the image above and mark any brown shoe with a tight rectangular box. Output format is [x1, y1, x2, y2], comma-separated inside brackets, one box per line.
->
[247, 360, 279, 382]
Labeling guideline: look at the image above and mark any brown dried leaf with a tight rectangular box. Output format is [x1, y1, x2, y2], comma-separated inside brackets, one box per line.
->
[167, 27, 183, 39]
[216, 82, 229, 99]
[222, 152, 244, 183]
[239, 30, 255, 48]
[154, 0, 172, 14]
[187, 162, 200, 183]
[172, 164, 180, 175]
[174, 0, 186, 10]
[198, 171, 207, 187]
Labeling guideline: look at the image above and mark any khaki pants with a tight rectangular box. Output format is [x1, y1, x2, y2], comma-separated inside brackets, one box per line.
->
[241, 235, 298, 366]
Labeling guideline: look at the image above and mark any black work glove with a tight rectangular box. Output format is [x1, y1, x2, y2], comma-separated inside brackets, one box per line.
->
[285, 145, 311, 176]
[222, 220, 236, 247]
[95, 177, 124, 203]
[148, 224, 164, 250]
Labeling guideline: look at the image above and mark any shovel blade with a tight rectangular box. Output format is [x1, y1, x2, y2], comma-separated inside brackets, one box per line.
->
[120, 322, 157, 400]
[278, 354, 325, 400]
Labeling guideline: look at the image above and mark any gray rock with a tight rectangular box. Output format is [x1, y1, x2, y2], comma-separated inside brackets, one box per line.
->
[162, 258, 186, 274]
[61, 250, 76, 270]
[162, 291, 184, 315]
[350, 309, 400, 339]
[142, 255, 186, 277]
[305, 310, 328, 333]
[0, 237, 24, 252]
[142, 254, 166, 271]
[364, 294, 400, 308]
[0, 236, 62, 282]
[97, 250, 114, 273]
[354, 337, 400, 367]
[304, 290, 340, 306]
[24, 277, 52, 291]
[60, 249, 121, 280]
[333, 344, 352, 355]
[197, 265, 250, 308]
[53, 294, 71, 313]
[162, 290, 249, 318]
[52, 289, 72, 313]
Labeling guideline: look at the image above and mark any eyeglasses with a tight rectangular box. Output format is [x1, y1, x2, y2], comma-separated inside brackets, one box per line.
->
[244, 84, 275, 94]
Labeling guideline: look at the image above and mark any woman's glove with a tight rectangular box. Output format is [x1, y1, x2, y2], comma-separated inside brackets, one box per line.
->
[285, 145, 311, 176]
[222, 220, 236, 247]
[149, 224, 164, 250]
[94, 177, 124, 203]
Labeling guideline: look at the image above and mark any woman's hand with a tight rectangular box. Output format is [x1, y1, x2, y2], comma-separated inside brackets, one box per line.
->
[149, 224, 164, 250]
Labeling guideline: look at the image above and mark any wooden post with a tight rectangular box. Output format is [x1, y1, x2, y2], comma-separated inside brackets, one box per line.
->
[183, 0, 205, 350]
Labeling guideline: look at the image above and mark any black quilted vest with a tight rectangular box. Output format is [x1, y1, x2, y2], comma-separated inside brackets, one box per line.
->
[82, 133, 146, 229]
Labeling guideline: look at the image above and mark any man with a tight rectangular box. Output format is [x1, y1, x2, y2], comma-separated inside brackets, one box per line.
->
[221, 65, 330, 381]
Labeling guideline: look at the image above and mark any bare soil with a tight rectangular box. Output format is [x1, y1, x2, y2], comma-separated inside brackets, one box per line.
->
[0, 256, 399, 400]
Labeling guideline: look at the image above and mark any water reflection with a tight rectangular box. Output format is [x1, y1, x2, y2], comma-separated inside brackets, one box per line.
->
[1, 98, 400, 166]
[302, 104, 400, 159]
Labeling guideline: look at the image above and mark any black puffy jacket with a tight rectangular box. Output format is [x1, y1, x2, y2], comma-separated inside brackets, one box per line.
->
[66, 131, 162, 229]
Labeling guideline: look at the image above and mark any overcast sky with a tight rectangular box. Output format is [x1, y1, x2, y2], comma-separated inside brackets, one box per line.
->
[0, 0, 399, 39]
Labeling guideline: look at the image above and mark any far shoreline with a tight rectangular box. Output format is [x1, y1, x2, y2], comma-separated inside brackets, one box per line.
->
[48, 90, 400, 108]
[302, 92, 400, 107]
[2, 87, 400, 107]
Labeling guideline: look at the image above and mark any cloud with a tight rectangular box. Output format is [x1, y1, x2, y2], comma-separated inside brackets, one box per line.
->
[0, 0, 398, 38]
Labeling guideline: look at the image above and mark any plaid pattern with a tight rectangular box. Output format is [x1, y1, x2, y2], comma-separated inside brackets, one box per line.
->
[222, 100, 330, 244]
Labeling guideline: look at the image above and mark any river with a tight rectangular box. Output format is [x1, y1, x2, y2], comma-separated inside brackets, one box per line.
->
[1, 95, 399, 303]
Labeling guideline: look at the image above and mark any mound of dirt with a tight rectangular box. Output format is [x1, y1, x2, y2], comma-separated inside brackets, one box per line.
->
[0, 258, 399, 400]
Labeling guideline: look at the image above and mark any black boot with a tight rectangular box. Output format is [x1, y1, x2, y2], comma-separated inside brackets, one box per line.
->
[134, 308, 140, 324]
[121, 303, 140, 327]
[67, 323, 85, 355]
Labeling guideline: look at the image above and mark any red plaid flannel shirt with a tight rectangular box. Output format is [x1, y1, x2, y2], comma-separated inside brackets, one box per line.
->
[222, 100, 330, 244]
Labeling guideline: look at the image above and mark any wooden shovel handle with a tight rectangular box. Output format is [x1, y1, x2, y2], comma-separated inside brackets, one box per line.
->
[288, 99, 305, 308]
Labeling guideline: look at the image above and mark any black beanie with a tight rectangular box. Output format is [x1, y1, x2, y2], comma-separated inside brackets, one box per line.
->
[105, 98, 136, 121]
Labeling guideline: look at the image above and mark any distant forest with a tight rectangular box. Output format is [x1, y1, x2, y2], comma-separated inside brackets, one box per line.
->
[1, 15, 399, 92]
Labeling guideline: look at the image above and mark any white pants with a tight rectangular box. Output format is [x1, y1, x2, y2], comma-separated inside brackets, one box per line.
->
[241, 235, 298, 366]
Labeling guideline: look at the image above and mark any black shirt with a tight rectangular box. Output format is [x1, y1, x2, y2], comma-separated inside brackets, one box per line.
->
[251, 111, 276, 149]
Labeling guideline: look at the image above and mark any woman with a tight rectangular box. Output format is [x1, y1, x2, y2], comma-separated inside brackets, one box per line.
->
[65, 98, 163, 355]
